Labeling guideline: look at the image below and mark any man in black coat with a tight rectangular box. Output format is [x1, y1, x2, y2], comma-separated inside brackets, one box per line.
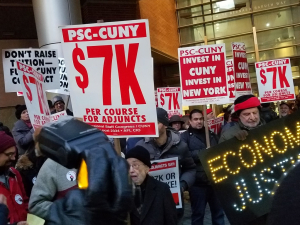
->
[126, 146, 177, 225]
[181, 109, 225, 225]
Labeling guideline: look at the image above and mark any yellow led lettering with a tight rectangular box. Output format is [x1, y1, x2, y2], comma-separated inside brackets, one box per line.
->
[284, 122, 300, 148]
[208, 155, 227, 183]
[223, 151, 240, 175]
[269, 131, 288, 154]
[253, 137, 273, 162]
[238, 145, 257, 168]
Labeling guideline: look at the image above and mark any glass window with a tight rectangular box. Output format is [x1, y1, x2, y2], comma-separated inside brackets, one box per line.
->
[177, 0, 210, 8]
[180, 25, 205, 44]
[205, 16, 252, 38]
[178, 6, 204, 26]
[252, 0, 299, 12]
[257, 26, 300, 50]
[259, 46, 299, 61]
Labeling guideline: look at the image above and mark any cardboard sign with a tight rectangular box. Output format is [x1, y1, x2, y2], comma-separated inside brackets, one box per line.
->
[46, 58, 69, 95]
[157, 87, 182, 118]
[51, 110, 67, 122]
[59, 19, 157, 137]
[208, 117, 224, 134]
[3, 49, 60, 92]
[149, 157, 182, 208]
[178, 44, 229, 105]
[226, 59, 236, 103]
[232, 42, 252, 97]
[199, 112, 300, 225]
[255, 58, 295, 103]
[17, 62, 51, 129]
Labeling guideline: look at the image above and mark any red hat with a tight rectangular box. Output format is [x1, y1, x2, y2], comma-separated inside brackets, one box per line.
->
[206, 109, 213, 114]
[234, 97, 261, 112]
[0, 131, 16, 153]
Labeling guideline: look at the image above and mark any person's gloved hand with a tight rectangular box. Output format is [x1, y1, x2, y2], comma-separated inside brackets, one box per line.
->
[235, 130, 248, 141]
[35, 117, 132, 225]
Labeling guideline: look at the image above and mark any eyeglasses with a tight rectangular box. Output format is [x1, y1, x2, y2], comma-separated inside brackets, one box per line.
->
[4, 152, 15, 158]
[129, 163, 143, 169]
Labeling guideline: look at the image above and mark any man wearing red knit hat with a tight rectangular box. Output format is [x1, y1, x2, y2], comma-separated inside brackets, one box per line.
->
[219, 94, 263, 143]
[0, 131, 28, 225]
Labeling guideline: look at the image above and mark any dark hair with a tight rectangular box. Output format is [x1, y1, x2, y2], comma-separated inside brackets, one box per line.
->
[48, 100, 53, 108]
[189, 109, 203, 120]
[261, 103, 270, 108]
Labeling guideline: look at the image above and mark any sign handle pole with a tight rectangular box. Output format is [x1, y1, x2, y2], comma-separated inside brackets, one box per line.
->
[278, 101, 282, 118]
[114, 138, 121, 156]
[202, 36, 211, 148]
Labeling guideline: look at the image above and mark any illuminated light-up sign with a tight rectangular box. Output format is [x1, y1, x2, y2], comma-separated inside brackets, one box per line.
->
[199, 112, 300, 225]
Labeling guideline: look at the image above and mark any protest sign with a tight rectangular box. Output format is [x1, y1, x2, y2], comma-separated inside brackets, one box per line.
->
[51, 110, 67, 122]
[155, 90, 158, 108]
[17, 92, 23, 96]
[157, 87, 182, 117]
[226, 59, 236, 103]
[46, 58, 69, 95]
[3, 49, 60, 92]
[17, 62, 51, 129]
[59, 19, 157, 137]
[255, 58, 295, 103]
[208, 117, 224, 134]
[199, 112, 300, 225]
[232, 42, 252, 97]
[178, 44, 229, 105]
[149, 157, 182, 208]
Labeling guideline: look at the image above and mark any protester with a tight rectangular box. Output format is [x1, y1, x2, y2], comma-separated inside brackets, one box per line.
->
[219, 95, 264, 143]
[51, 95, 73, 116]
[260, 103, 277, 123]
[136, 107, 196, 219]
[181, 115, 190, 130]
[169, 115, 184, 131]
[0, 131, 28, 224]
[181, 109, 224, 225]
[126, 146, 177, 225]
[0, 122, 12, 136]
[15, 142, 47, 197]
[206, 108, 215, 120]
[279, 102, 291, 117]
[12, 105, 34, 156]
[29, 158, 77, 219]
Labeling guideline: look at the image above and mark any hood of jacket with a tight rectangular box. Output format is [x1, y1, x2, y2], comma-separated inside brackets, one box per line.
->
[144, 129, 180, 152]
[15, 154, 33, 170]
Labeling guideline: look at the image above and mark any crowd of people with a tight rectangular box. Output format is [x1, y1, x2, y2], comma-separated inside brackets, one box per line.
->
[0, 93, 298, 225]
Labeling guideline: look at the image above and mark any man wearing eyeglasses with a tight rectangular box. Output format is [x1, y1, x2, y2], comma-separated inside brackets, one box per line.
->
[0, 131, 28, 225]
[126, 145, 177, 225]
[51, 96, 73, 116]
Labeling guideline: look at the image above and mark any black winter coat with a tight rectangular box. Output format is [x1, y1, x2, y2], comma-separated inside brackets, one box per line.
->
[260, 108, 277, 123]
[130, 176, 177, 225]
[181, 127, 219, 186]
[136, 130, 196, 190]
[0, 204, 8, 225]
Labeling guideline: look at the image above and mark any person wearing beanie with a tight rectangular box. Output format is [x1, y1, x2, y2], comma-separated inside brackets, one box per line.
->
[219, 94, 264, 143]
[206, 108, 215, 120]
[136, 107, 196, 220]
[180, 109, 224, 225]
[51, 95, 74, 116]
[12, 105, 34, 156]
[280, 102, 291, 117]
[126, 146, 177, 225]
[0, 132, 29, 224]
[169, 115, 184, 131]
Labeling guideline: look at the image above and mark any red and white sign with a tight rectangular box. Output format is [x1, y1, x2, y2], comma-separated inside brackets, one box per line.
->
[178, 44, 229, 105]
[17, 92, 23, 96]
[208, 117, 224, 134]
[17, 62, 51, 129]
[157, 87, 182, 118]
[51, 110, 67, 122]
[226, 59, 236, 103]
[59, 20, 157, 137]
[149, 157, 182, 208]
[255, 58, 295, 103]
[232, 42, 252, 97]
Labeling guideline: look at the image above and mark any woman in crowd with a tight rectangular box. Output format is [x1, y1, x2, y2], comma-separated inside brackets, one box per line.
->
[12, 105, 34, 156]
